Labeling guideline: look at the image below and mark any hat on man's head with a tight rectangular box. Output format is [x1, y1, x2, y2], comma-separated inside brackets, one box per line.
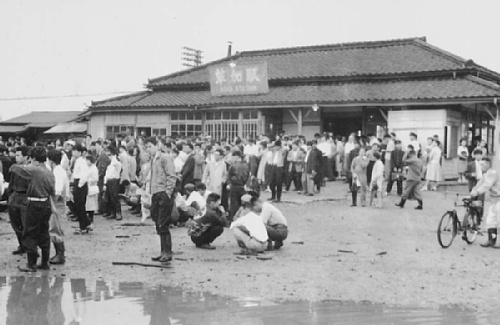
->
[184, 183, 196, 192]
[65, 140, 76, 147]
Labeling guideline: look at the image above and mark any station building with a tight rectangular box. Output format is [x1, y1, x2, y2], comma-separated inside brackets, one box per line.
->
[84, 37, 500, 179]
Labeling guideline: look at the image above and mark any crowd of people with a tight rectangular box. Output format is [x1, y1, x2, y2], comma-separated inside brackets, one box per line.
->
[0, 129, 496, 272]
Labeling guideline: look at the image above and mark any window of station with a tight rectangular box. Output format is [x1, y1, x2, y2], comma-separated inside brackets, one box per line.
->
[169, 111, 202, 137]
[106, 125, 134, 139]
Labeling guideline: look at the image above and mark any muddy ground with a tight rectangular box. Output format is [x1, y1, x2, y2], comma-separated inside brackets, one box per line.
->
[1, 182, 499, 313]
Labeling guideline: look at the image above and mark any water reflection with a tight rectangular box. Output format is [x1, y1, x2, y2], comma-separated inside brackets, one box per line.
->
[0, 276, 496, 325]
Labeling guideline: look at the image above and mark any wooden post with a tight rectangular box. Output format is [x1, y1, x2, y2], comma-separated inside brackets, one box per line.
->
[494, 101, 500, 174]
[238, 110, 243, 138]
[298, 108, 303, 135]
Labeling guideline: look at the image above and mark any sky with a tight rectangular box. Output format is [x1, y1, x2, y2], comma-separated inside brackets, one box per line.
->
[1, 0, 499, 121]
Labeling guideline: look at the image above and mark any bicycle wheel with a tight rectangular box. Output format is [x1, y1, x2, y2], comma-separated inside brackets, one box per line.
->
[462, 211, 479, 244]
[437, 211, 457, 248]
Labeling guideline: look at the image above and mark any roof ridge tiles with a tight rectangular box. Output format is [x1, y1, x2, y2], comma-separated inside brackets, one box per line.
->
[239, 36, 427, 56]
[90, 90, 151, 106]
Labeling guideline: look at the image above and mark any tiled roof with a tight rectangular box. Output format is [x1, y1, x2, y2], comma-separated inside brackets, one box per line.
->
[148, 37, 468, 87]
[92, 76, 500, 109]
[90, 91, 150, 108]
[1, 111, 83, 128]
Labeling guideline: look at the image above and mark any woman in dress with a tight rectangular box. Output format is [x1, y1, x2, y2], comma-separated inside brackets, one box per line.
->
[457, 139, 468, 183]
[423, 139, 442, 191]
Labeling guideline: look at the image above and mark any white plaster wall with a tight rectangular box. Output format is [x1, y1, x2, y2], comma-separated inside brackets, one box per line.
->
[89, 114, 106, 140]
[388, 109, 446, 151]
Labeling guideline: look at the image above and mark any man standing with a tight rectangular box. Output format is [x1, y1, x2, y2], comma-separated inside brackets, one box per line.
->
[193, 143, 205, 186]
[146, 137, 176, 263]
[72, 144, 91, 234]
[8, 146, 31, 255]
[268, 140, 286, 202]
[180, 143, 195, 193]
[227, 151, 249, 221]
[96, 140, 110, 215]
[386, 140, 405, 196]
[302, 141, 320, 196]
[202, 149, 227, 195]
[47, 149, 70, 265]
[104, 146, 122, 220]
[16, 147, 55, 272]
[285, 141, 304, 192]
[396, 150, 423, 210]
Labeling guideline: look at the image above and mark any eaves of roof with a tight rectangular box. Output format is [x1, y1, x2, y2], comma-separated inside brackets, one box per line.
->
[89, 76, 500, 112]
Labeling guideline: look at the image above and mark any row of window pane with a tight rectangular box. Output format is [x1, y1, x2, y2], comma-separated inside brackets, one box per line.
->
[171, 112, 203, 121]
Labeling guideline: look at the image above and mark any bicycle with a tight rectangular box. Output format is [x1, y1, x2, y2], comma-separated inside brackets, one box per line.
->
[437, 195, 483, 248]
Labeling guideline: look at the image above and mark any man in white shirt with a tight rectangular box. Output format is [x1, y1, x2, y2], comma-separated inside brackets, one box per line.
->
[230, 194, 268, 255]
[47, 149, 70, 264]
[244, 138, 260, 177]
[104, 146, 123, 220]
[71, 144, 91, 233]
[254, 198, 288, 251]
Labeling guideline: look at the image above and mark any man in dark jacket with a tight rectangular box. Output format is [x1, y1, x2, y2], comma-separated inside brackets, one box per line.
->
[180, 143, 195, 193]
[189, 193, 229, 250]
[303, 141, 320, 196]
[227, 151, 249, 221]
[386, 140, 405, 196]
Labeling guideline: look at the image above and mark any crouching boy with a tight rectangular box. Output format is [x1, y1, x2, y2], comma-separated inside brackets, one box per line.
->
[188, 193, 229, 250]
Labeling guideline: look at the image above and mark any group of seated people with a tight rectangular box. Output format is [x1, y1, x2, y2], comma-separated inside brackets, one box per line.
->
[187, 190, 289, 254]
[119, 178, 289, 254]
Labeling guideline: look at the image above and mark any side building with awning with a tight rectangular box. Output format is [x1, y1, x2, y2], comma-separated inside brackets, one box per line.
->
[85, 37, 500, 179]
[0, 111, 86, 142]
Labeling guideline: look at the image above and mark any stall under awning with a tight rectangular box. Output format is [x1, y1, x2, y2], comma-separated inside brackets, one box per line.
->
[0, 124, 27, 134]
[44, 122, 87, 134]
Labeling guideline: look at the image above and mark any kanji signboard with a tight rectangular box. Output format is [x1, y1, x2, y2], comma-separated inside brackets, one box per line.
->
[208, 62, 269, 96]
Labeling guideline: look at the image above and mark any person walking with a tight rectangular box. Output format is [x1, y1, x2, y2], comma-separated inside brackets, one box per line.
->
[146, 137, 177, 263]
[396, 150, 423, 210]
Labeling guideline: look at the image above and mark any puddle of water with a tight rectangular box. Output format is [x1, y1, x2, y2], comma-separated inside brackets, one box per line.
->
[0, 276, 496, 325]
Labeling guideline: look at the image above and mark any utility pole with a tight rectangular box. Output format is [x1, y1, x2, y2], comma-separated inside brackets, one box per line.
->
[181, 47, 203, 68]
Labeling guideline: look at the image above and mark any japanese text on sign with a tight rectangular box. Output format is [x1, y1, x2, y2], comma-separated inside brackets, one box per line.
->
[209, 62, 269, 96]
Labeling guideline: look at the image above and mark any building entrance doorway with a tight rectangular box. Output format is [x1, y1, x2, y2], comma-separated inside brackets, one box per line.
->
[323, 115, 362, 137]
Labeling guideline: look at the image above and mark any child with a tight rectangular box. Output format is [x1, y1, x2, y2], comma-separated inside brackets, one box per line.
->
[85, 155, 99, 229]
[370, 152, 384, 208]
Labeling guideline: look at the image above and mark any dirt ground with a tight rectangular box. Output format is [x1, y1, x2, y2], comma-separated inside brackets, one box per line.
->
[1, 182, 500, 313]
